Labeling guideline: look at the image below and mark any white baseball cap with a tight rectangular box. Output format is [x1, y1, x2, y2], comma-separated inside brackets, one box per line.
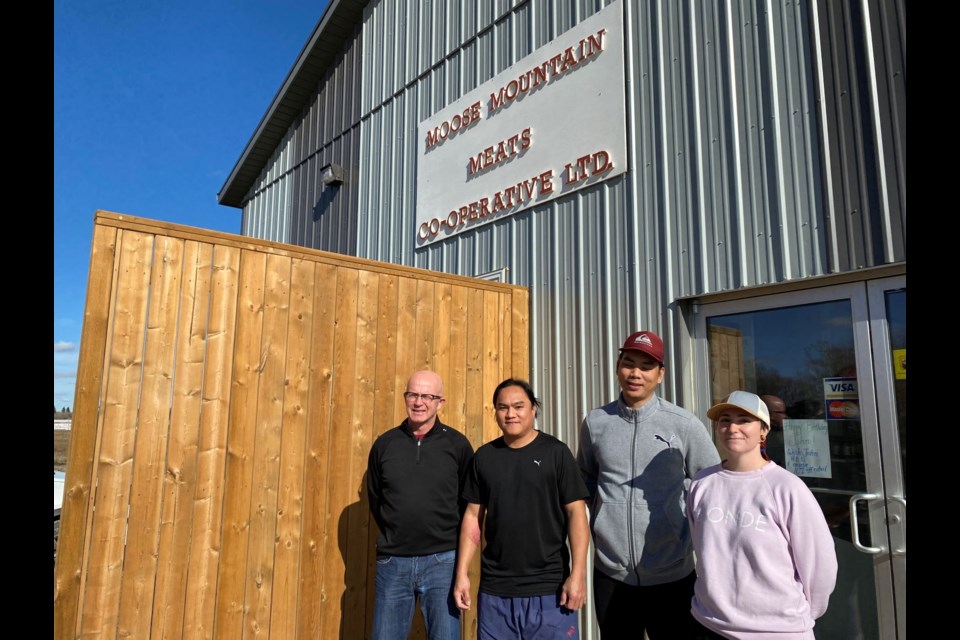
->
[707, 390, 770, 427]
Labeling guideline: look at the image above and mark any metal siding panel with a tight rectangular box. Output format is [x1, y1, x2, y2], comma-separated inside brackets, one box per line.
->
[243, 22, 362, 253]
[808, 0, 905, 271]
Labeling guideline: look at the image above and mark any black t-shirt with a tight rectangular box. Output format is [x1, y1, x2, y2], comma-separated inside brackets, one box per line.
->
[462, 431, 589, 597]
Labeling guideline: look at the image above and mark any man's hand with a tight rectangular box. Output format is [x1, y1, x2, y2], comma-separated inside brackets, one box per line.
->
[453, 574, 472, 611]
[559, 574, 587, 611]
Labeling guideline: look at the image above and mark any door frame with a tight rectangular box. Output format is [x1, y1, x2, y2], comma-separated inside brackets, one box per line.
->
[867, 275, 907, 639]
[688, 276, 904, 639]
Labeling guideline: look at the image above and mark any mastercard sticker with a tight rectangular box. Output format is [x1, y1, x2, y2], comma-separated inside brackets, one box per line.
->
[826, 399, 860, 420]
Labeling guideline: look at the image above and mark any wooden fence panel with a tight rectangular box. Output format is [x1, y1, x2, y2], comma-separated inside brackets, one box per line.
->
[54, 222, 117, 637]
[182, 244, 240, 640]
[151, 240, 213, 640]
[55, 211, 530, 640]
[243, 252, 293, 640]
[80, 229, 154, 639]
[319, 267, 360, 640]
[269, 257, 315, 639]
[215, 249, 267, 638]
[118, 235, 184, 640]
[296, 262, 338, 640]
[344, 269, 379, 640]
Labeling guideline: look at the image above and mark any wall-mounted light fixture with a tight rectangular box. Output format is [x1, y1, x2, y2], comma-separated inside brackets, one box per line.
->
[320, 163, 344, 187]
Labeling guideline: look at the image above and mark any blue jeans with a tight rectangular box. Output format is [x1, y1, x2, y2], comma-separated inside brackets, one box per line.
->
[371, 549, 461, 640]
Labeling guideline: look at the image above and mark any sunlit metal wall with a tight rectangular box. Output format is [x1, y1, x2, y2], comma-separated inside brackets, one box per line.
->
[809, 0, 905, 270]
[241, 128, 295, 244]
[242, 21, 364, 255]
[353, 0, 905, 447]
[237, 0, 906, 488]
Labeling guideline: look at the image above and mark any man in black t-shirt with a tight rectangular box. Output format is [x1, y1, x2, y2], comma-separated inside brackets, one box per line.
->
[453, 378, 589, 640]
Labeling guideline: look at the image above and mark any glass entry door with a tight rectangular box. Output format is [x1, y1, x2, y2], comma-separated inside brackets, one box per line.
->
[693, 276, 906, 639]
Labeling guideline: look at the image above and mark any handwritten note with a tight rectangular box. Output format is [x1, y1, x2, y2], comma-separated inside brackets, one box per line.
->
[783, 419, 832, 478]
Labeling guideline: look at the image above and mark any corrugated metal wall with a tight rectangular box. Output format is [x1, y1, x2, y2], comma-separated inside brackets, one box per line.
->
[241, 128, 295, 244]
[234, 0, 906, 495]
[810, 0, 906, 270]
[242, 21, 365, 255]
[350, 0, 905, 451]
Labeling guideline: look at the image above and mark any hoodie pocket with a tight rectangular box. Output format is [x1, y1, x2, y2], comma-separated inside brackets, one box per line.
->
[637, 498, 689, 572]
[592, 499, 630, 571]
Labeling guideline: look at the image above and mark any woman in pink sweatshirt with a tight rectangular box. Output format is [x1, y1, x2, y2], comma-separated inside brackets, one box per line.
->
[687, 391, 838, 640]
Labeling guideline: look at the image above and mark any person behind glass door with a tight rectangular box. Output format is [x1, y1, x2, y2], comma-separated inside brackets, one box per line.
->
[576, 330, 721, 639]
[688, 391, 838, 639]
[367, 370, 475, 640]
[759, 394, 788, 467]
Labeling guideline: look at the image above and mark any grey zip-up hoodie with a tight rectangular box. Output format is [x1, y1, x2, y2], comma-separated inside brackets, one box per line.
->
[577, 393, 720, 586]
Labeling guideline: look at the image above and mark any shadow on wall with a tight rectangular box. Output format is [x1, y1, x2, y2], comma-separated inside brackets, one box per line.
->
[339, 471, 430, 639]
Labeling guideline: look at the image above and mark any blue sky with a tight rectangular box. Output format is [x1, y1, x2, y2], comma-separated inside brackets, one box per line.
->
[54, 0, 329, 410]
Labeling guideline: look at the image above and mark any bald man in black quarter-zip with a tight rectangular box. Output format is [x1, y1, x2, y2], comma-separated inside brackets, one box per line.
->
[367, 370, 475, 640]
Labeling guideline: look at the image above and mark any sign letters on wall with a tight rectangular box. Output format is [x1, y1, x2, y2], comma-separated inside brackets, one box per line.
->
[415, 0, 627, 246]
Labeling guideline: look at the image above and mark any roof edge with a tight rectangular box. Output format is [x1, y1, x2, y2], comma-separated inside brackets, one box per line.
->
[217, 0, 361, 208]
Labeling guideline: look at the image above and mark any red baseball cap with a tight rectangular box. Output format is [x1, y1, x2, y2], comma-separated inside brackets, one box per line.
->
[619, 331, 664, 364]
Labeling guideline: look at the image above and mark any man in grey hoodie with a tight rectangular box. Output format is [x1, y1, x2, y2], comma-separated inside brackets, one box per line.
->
[577, 330, 720, 639]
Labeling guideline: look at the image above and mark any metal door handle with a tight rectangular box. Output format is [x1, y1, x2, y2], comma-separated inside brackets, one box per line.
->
[889, 496, 906, 555]
[849, 493, 885, 554]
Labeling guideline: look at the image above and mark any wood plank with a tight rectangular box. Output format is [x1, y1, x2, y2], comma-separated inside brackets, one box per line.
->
[462, 286, 487, 640]
[214, 249, 267, 639]
[433, 282, 453, 385]
[393, 277, 418, 425]
[372, 273, 399, 440]
[464, 286, 487, 450]
[117, 235, 184, 639]
[445, 286, 469, 432]
[445, 285, 471, 640]
[268, 257, 316, 640]
[182, 244, 241, 640]
[78, 229, 154, 638]
[319, 267, 359, 640]
[511, 288, 530, 379]
[501, 292, 513, 381]
[414, 279, 436, 370]
[483, 291, 503, 443]
[150, 240, 214, 640]
[54, 222, 117, 640]
[363, 272, 399, 639]
[297, 262, 338, 640]
[342, 269, 379, 640]
[242, 253, 293, 640]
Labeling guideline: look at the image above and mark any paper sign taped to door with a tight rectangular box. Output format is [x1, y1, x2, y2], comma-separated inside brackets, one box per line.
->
[783, 419, 832, 478]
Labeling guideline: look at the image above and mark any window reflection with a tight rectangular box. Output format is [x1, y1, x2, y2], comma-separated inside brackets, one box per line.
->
[885, 289, 906, 496]
[707, 300, 865, 544]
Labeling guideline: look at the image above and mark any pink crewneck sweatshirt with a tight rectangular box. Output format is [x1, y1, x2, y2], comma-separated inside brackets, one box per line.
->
[687, 462, 838, 639]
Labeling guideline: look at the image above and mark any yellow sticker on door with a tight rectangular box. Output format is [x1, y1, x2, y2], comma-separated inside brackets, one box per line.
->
[892, 348, 906, 380]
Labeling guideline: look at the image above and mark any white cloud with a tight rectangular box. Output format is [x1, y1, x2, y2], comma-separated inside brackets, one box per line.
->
[54, 341, 76, 353]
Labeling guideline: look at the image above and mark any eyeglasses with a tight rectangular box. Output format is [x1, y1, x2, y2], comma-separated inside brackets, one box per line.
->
[403, 392, 443, 403]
